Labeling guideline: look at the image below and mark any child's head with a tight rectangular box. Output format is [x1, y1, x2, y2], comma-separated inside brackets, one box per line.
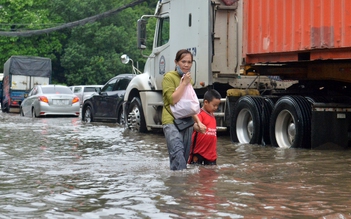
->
[203, 89, 221, 113]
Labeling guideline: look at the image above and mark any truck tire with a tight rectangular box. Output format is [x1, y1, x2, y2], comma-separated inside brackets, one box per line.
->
[20, 108, 24, 116]
[82, 105, 94, 123]
[262, 96, 280, 145]
[230, 96, 271, 144]
[2, 103, 9, 113]
[127, 97, 147, 132]
[269, 96, 312, 148]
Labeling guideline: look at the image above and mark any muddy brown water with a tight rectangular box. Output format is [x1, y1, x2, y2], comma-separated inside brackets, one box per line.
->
[0, 112, 350, 218]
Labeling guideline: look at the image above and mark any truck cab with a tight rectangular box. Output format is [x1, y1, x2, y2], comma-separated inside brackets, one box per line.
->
[123, 0, 276, 133]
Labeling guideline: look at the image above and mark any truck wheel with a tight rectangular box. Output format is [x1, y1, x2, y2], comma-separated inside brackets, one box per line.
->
[82, 106, 94, 123]
[2, 103, 9, 113]
[20, 108, 24, 116]
[1, 103, 5, 112]
[127, 97, 147, 132]
[230, 96, 269, 144]
[262, 96, 279, 145]
[269, 96, 312, 148]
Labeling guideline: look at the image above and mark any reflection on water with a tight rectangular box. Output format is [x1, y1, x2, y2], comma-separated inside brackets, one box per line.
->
[0, 112, 351, 218]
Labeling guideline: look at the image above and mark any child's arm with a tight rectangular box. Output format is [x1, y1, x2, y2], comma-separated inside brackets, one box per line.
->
[192, 115, 206, 133]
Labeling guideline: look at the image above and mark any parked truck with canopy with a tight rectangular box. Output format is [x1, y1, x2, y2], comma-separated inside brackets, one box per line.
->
[2, 56, 52, 113]
[122, 0, 351, 149]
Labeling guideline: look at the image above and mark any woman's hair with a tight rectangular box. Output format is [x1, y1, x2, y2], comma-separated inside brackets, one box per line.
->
[175, 49, 193, 62]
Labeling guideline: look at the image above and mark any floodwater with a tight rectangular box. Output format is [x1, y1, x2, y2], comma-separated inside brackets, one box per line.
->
[0, 112, 351, 219]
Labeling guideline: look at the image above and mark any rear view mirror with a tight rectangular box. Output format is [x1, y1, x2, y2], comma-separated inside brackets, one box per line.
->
[137, 19, 147, 50]
[120, 54, 130, 64]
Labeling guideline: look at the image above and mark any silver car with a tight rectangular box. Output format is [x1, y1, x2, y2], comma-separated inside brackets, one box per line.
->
[69, 85, 103, 106]
[20, 85, 80, 117]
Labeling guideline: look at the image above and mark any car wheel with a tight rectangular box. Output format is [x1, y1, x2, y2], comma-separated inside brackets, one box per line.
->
[127, 97, 147, 132]
[117, 106, 125, 125]
[20, 108, 24, 116]
[82, 106, 94, 123]
[32, 108, 37, 118]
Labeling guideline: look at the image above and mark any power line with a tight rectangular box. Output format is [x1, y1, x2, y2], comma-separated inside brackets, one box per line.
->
[0, 0, 147, 37]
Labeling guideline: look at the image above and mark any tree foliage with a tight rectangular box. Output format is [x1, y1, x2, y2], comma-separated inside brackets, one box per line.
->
[0, 0, 156, 86]
[0, 0, 64, 69]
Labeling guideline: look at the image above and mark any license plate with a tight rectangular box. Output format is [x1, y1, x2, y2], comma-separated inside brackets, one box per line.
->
[52, 99, 69, 105]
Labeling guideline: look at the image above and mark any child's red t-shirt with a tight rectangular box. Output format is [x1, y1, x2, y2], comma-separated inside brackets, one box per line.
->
[190, 109, 217, 161]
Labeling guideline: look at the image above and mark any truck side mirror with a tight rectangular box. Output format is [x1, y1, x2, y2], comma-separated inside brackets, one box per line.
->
[137, 19, 147, 50]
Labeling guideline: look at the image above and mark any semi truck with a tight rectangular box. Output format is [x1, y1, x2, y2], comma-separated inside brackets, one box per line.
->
[122, 0, 351, 149]
[2, 56, 52, 113]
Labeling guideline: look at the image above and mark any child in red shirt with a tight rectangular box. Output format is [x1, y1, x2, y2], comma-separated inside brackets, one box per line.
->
[189, 89, 221, 165]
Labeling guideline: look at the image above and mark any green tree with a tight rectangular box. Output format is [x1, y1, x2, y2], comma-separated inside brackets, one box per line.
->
[51, 0, 154, 85]
[0, 0, 64, 73]
[0, 0, 157, 85]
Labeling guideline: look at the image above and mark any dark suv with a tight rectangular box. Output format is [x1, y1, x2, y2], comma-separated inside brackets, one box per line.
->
[81, 74, 135, 124]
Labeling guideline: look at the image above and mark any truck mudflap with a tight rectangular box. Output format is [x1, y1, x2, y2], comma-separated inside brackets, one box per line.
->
[311, 103, 351, 149]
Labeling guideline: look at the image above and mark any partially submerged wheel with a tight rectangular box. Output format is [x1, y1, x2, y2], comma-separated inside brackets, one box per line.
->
[230, 96, 273, 144]
[269, 96, 312, 148]
[117, 106, 125, 125]
[1, 103, 5, 112]
[127, 97, 147, 132]
[82, 106, 94, 123]
[2, 103, 9, 113]
[20, 108, 24, 116]
[32, 108, 38, 118]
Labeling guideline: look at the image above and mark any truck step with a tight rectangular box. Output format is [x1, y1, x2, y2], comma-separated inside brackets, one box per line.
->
[213, 112, 225, 117]
[148, 102, 163, 106]
[148, 124, 163, 129]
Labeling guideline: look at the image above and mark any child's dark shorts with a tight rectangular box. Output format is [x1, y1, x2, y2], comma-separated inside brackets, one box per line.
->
[190, 154, 216, 165]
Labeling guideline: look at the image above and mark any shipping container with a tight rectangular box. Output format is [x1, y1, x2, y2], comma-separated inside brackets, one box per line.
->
[243, 0, 351, 63]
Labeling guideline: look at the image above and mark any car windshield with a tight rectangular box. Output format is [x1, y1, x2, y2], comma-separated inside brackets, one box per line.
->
[42, 87, 72, 94]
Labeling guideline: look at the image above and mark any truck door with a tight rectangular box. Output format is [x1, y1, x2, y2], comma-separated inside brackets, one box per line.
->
[140, 0, 211, 89]
[152, 16, 170, 89]
[11, 75, 30, 90]
[31, 76, 50, 87]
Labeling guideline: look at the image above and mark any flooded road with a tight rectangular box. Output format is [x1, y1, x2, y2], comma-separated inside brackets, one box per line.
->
[0, 112, 351, 218]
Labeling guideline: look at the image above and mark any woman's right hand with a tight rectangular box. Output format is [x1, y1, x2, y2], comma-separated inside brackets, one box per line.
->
[182, 72, 192, 85]
[196, 122, 207, 133]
